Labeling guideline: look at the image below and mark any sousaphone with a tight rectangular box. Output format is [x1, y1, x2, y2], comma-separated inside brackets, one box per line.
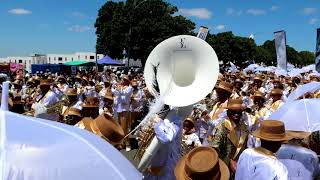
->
[137, 35, 220, 171]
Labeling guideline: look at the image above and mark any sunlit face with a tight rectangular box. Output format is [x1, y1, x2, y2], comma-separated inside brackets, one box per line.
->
[183, 120, 194, 133]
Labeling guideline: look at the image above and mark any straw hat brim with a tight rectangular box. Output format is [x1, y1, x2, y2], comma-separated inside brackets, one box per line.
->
[252, 129, 292, 141]
[82, 104, 99, 108]
[67, 111, 81, 117]
[216, 86, 233, 94]
[40, 83, 51, 87]
[251, 95, 266, 100]
[224, 105, 246, 111]
[286, 131, 311, 140]
[174, 156, 230, 180]
[104, 96, 113, 101]
[89, 119, 123, 145]
[66, 94, 77, 97]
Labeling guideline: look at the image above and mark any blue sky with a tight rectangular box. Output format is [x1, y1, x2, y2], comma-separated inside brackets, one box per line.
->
[0, 0, 319, 57]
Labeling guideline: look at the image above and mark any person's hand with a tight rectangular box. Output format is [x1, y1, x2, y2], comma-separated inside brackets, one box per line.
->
[230, 160, 237, 172]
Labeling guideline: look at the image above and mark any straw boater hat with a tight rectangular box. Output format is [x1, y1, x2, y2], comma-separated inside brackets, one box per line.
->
[286, 131, 311, 140]
[184, 117, 195, 126]
[234, 78, 243, 85]
[27, 78, 34, 85]
[252, 91, 265, 100]
[175, 146, 229, 180]
[67, 107, 81, 117]
[82, 97, 99, 108]
[272, 78, 281, 83]
[254, 75, 264, 82]
[224, 98, 246, 111]
[81, 113, 125, 145]
[252, 120, 292, 141]
[40, 79, 52, 87]
[216, 81, 233, 94]
[57, 75, 66, 82]
[270, 89, 283, 96]
[66, 88, 77, 97]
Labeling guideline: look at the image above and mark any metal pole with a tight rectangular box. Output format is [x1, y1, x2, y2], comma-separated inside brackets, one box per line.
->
[95, 52, 98, 73]
[127, 0, 149, 70]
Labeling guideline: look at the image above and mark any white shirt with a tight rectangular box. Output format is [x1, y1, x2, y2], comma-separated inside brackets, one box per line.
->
[39, 91, 59, 107]
[236, 148, 288, 180]
[277, 144, 319, 177]
[130, 89, 144, 112]
[112, 85, 133, 113]
[279, 159, 312, 180]
[182, 133, 201, 146]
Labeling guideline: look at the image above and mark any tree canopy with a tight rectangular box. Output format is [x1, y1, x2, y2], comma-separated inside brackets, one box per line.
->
[95, 0, 315, 67]
[95, 0, 195, 65]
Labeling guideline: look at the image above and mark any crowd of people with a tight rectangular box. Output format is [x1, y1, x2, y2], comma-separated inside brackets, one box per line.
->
[1, 65, 320, 179]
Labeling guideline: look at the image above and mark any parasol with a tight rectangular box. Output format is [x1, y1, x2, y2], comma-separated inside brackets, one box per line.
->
[286, 82, 320, 102]
[269, 99, 320, 132]
[0, 82, 141, 180]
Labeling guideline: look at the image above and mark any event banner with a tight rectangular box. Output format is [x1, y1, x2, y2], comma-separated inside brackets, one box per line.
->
[197, 26, 209, 41]
[316, 28, 320, 72]
[274, 31, 287, 70]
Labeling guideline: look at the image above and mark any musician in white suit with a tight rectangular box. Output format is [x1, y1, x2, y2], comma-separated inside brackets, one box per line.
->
[112, 75, 133, 151]
[236, 120, 290, 180]
[32, 79, 60, 121]
[277, 131, 319, 178]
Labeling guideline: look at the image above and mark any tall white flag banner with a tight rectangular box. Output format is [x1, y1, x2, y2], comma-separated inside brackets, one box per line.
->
[274, 31, 287, 70]
[197, 26, 209, 41]
[316, 28, 320, 72]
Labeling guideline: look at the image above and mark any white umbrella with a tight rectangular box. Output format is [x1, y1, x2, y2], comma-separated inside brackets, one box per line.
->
[269, 99, 320, 132]
[302, 64, 315, 73]
[275, 68, 287, 77]
[0, 82, 141, 180]
[287, 82, 320, 102]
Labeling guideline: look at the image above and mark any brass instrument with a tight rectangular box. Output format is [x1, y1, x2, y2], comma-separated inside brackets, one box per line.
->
[134, 115, 161, 160]
[47, 94, 69, 114]
[137, 35, 219, 172]
[23, 94, 69, 116]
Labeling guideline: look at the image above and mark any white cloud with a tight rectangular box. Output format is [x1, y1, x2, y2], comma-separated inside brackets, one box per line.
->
[270, 6, 279, 11]
[247, 8, 266, 16]
[67, 25, 91, 32]
[179, 8, 212, 19]
[214, 24, 225, 30]
[302, 8, 318, 15]
[226, 8, 242, 16]
[309, 18, 318, 25]
[8, 8, 32, 15]
[71, 11, 87, 19]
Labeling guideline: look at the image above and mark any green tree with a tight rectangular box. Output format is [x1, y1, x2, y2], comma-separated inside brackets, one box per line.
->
[95, 0, 195, 65]
[298, 51, 315, 66]
[207, 31, 257, 66]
